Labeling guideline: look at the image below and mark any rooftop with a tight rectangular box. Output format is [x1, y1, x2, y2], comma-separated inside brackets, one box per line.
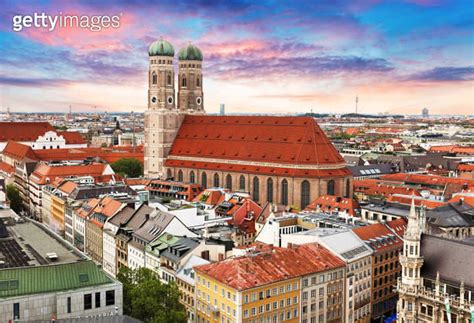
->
[195, 243, 345, 291]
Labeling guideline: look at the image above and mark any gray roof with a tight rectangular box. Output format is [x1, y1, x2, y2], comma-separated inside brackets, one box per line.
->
[132, 210, 174, 243]
[425, 203, 474, 228]
[126, 204, 154, 230]
[176, 255, 210, 285]
[349, 163, 395, 177]
[161, 237, 200, 262]
[69, 185, 136, 200]
[421, 235, 474, 289]
[109, 206, 135, 226]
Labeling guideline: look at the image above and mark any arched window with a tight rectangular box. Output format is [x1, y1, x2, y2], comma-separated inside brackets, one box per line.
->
[197, 76, 200, 87]
[152, 72, 157, 85]
[252, 177, 260, 202]
[301, 180, 310, 209]
[167, 74, 172, 85]
[327, 180, 335, 195]
[239, 175, 246, 191]
[182, 75, 187, 87]
[226, 174, 232, 190]
[267, 178, 273, 203]
[345, 178, 351, 198]
[166, 169, 172, 179]
[201, 172, 207, 188]
[213, 173, 220, 187]
[281, 179, 288, 205]
[178, 170, 183, 182]
[189, 171, 195, 184]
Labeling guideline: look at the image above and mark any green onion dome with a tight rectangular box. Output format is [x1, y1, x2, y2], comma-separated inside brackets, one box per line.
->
[148, 39, 174, 57]
[178, 43, 203, 61]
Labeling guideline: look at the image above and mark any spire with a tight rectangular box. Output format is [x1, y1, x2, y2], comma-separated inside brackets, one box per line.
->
[435, 271, 440, 296]
[405, 195, 421, 240]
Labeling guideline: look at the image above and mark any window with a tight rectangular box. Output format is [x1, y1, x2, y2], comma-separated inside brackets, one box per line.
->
[327, 180, 335, 195]
[213, 173, 220, 187]
[152, 72, 157, 84]
[281, 179, 288, 205]
[182, 75, 187, 87]
[106, 290, 115, 306]
[239, 175, 246, 190]
[67, 297, 71, 313]
[301, 180, 310, 209]
[95, 292, 101, 308]
[267, 178, 273, 202]
[84, 294, 92, 310]
[190, 171, 195, 183]
[13, 303, 20, 319]
[178, 170, 183, 182]
[197, 76, 201, 87]
[226, 174, 232, 190]
[201, 172, 207, 188]
[253, 177, 260, 202]
[167, 74, 172, 85]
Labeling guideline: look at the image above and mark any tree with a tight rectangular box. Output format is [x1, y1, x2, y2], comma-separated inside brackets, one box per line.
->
[117, 267, 187, 323]
[111, 158, 143, 178]
[6, 184, 23, 214]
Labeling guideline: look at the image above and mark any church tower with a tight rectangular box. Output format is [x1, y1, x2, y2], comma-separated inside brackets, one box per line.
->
[397, 198, 425, 322]
[177, 44, 205, 113]
[144, 39, 182, 178]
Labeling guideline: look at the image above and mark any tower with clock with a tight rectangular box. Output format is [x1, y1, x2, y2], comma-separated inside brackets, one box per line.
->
[144, 38, 206, 178]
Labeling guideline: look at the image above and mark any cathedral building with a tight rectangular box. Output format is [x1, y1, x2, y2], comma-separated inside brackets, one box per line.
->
[144, 38, 352, 209]
[396, 199, 473, 322]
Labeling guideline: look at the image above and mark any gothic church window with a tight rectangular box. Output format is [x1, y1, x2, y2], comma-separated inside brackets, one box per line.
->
[152, 72, 157, 84]
[301, 180, 310, 209]
[253, 177, 260, 202]
[267, 178, 273, 203]
[281, 179, 288, 205]
[182, 75, 187, 87]
[226, 175, 232, 190]
[327, 180, 335, 195]
[239, 175, 246, 190]
[213, 173, 220, 187]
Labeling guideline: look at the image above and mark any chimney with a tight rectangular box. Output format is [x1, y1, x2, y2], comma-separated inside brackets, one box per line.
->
[459, 198, 464, 205]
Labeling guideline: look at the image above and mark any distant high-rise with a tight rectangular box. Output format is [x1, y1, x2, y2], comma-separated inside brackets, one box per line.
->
[219, 103, 225, 115]
[422, 107, 429, 118]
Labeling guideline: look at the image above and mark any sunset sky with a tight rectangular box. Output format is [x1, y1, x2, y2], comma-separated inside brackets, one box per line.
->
[0, 0, 473, 115]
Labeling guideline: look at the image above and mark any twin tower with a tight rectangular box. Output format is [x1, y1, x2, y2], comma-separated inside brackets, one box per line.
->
[144, 38, 205, 178]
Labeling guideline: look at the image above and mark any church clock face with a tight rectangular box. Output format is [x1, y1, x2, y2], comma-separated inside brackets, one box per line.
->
[196, 96, 202, 106]
[167, 96, 174, 104]
[151, 96, 157, 104]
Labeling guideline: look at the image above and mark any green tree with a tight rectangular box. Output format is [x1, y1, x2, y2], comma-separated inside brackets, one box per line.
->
[6, 184, 23, 214]
[111, 158, 143, 178]
[117, 267, 187, 323]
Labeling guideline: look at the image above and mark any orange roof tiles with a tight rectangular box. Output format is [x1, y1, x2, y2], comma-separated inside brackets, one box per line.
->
[458, 164, 474, 172]
[353, 179, 420, 198]
[305, 195, 360, 216]
[353, 221, 403, 253]
[449, 194, 474, 207]
[0, 161, 14, 175]
[429, 145, 474, 155]
[386, 195, 446, 209]
[380, 173, 474, 187]
[0, 122, 55, 142]
[195, 243, 345, 291]
[193, 189, 227, 205]
[34, 146, 144, 163]
[2, 141, 38, 160]
[57, 131, 86, 145]
[166, 115, 348, 178]
[30, 163, 110, 185]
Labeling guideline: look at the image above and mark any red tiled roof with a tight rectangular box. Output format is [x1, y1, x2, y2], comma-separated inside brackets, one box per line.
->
[458, 164, 474, 172]
[353, 222, 403, 252]
[193, 189, 227, 205]
[57, 131, 86, 145]
[449, 194, 474, 207]
[194, 243, 345, 291]
[0, 161, 15, 175]
[380, 173, 474, 187]
[228, 199, 262, 234]
[2, 141, 38, 160]
[0, 122, 55, 142]
[166, 115, 348, 177]
[34, 146, 144, 163]
[30, 162, 111, 185]
[353, 179, 420, 198]
[385, 218, 407, 237]
[305, 195, 360, 216]
[429, 145, 474, 154]
[386, 195, 446, 209]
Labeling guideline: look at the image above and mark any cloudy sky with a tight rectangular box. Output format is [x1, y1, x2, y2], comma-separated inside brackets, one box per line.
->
[1, 0, 473, 115]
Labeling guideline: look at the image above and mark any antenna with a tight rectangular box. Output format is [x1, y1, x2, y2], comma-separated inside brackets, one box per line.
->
[355, 95, 359, 114]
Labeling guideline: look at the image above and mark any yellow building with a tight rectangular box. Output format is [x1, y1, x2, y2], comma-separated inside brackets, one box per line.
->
[194, 243, 346, 323]
[50, 193, 66, 235]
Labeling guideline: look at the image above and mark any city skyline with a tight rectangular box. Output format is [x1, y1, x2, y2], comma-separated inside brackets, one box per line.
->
[1, 0, 473, 115]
